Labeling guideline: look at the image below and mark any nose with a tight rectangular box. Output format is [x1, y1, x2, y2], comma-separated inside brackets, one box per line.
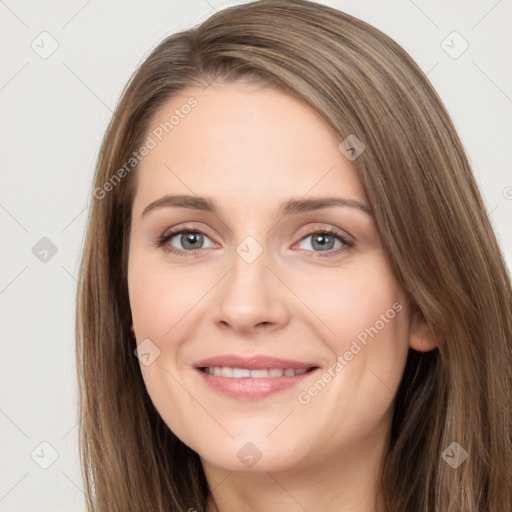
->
[213, 249, 291, 335]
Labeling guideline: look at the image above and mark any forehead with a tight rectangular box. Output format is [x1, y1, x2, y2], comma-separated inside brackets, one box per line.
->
[132, 81, 366, 213]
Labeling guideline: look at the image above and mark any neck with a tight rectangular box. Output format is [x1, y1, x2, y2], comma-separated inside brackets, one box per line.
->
[202, 422, 389, 512]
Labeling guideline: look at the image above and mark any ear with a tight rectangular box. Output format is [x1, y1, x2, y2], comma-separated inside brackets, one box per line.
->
[409, 307, 438, 352]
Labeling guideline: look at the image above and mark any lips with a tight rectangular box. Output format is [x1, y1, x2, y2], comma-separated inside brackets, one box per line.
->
[193, 354, 320, 400]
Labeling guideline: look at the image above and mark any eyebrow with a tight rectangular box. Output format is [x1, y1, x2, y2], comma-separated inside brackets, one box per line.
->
[141, 194, 372, 218]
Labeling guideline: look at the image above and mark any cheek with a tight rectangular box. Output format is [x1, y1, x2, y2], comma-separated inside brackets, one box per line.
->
[127, 255, 207, 442]
[296, 254, 408, 347]
[295, 254, 411, 410]
[128, 254, 209, 340]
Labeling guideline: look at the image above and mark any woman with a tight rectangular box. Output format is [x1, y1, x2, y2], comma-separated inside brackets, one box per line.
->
[75, 1, 512, 510]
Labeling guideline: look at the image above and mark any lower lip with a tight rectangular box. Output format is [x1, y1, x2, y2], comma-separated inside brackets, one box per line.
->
[195, 368, 318, 400]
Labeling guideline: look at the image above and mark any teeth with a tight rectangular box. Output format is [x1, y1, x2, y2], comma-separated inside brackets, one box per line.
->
[221, 367, 233, 377]
[203, 367, 311, 378]
[233, 368, 251, 378]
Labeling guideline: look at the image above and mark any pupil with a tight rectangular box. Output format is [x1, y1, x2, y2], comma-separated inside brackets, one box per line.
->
[182, 232, 202, 250]
[313, 234, 333, 251]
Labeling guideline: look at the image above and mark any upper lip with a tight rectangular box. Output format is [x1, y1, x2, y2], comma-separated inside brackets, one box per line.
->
[193, 354, 318, 370]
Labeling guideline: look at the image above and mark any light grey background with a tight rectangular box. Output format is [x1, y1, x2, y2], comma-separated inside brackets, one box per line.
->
[1, 0, 511, 510]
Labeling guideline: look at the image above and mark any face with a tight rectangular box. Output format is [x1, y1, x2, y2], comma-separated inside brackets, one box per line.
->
[127, 80, 420, 474]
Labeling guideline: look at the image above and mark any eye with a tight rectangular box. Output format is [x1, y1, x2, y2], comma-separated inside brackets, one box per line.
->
[295, 229, 353, 257]
[155, 226, 354, 258]
[156, 229, 215, 255]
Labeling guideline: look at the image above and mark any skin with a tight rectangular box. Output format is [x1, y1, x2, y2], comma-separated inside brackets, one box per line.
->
[127, 80, 436, 512]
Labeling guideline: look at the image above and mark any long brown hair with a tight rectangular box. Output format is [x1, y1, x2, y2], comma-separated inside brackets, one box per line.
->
[75, 1, 512, 510]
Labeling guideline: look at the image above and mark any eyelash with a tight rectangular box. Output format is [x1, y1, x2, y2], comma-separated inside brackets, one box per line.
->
[154, 226, 355, 258]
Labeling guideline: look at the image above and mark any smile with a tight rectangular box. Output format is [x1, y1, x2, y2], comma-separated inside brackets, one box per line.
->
[193, 354, 320, 399]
